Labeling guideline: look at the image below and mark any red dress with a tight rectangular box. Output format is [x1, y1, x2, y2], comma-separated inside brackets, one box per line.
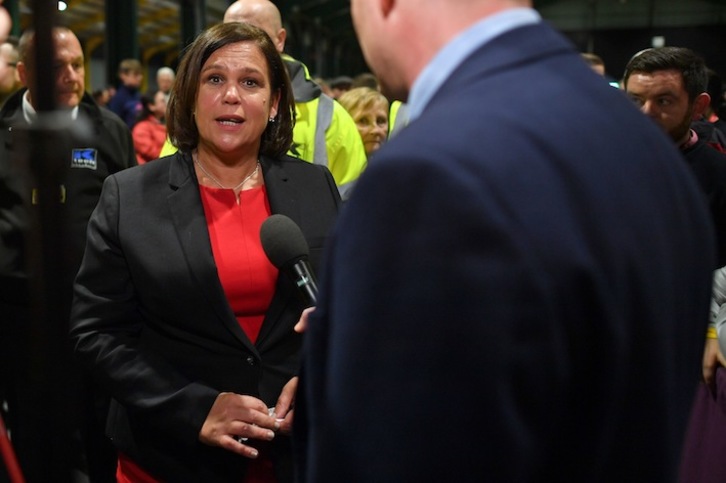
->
[200, 184, 278, 344]
[117, 184, 278, 483]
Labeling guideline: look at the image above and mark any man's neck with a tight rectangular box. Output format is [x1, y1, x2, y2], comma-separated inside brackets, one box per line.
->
[22, 90, 79, 123]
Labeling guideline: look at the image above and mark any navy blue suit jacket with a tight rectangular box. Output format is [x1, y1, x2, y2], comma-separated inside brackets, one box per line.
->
[296, 21, 715, 482]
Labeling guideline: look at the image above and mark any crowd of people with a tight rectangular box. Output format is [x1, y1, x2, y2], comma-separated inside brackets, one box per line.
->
[2, 0, 726, 481]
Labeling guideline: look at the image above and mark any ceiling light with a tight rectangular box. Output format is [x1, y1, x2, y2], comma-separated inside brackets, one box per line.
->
[58, 1, 67, 11]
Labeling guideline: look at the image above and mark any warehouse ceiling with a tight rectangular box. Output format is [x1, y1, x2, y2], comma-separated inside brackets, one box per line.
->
[15, 0, 726, 47]
[17, 0, 227, 51]
[11, 0, 726, 77]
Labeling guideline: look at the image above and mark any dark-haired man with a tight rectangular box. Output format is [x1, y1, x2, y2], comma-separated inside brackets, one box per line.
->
[624, 47, 726, 268]
[624, 48, 726, 470]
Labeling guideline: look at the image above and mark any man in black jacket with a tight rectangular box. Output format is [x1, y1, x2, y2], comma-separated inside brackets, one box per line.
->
[0, 26, 135, 482]
[624, 47, 726, 270]
[624, 47, 726, 433]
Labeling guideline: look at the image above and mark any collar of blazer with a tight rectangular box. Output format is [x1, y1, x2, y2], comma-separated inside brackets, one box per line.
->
[165, 150, 302, 351]
[167, 151, 302, 224]
[428, 23, 572, 112]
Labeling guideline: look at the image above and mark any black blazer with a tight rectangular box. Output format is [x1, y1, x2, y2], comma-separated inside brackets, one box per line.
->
[70, 151, 340, 482]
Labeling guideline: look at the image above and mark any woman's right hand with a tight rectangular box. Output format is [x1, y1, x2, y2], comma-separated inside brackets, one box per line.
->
[294, 307, 316, 333]
[199, 392, 280, 458]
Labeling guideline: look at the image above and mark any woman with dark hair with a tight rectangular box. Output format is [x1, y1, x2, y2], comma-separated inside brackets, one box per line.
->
[131, 89, 167, 164]
[70, 22, 340, 482]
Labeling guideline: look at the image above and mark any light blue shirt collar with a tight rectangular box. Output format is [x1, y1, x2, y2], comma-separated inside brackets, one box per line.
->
[407, 8, 541, 122]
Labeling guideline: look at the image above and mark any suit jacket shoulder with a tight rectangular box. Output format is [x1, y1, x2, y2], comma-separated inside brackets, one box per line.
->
[298, 20, 715, 483]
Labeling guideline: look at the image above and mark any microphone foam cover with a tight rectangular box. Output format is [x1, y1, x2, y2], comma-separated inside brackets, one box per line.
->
[260, 214, 310, 269]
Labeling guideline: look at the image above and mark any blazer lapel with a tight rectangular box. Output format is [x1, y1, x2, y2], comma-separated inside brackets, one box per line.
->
[261, 155, 302, 223]
[166, 152, 258, 354]
[255, 156, 302, 346]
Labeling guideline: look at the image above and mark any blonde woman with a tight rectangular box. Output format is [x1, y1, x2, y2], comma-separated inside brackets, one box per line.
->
[338, 87, 389, 157]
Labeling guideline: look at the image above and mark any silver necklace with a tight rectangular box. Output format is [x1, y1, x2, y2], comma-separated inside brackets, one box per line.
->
[194, 155, 260, 191]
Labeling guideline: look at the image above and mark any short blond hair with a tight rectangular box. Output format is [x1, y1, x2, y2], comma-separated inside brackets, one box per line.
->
[338, 87, 389, 118]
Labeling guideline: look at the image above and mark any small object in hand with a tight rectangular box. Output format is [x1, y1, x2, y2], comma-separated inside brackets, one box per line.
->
[235, 408, 280, 442]
[269, 407, 284, 423]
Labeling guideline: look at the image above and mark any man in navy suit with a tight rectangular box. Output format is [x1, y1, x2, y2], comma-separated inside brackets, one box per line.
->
[295, 0, 716, 481]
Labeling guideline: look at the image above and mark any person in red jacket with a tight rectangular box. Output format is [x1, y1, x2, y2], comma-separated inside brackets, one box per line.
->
[132, 89, 167, 164]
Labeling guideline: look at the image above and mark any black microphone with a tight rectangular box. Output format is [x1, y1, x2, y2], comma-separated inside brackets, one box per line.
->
[260, 214, 318, 306]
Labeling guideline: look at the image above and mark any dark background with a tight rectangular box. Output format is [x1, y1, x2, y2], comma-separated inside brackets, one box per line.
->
[3, 0, 726, 103]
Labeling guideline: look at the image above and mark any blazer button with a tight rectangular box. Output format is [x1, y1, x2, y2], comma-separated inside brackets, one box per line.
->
[246, 356, 255, 365]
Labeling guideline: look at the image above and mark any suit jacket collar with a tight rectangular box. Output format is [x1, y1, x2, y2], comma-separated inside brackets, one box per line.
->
[408, 8, 540, 121]
[428, 22, 574, 110]
[165, 152, 300, 352]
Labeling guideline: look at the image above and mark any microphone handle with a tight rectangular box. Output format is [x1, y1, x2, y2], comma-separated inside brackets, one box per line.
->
[291, 260, 318, 306]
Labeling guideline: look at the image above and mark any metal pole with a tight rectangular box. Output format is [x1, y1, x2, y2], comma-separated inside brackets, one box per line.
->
[12, 0, 75, 480]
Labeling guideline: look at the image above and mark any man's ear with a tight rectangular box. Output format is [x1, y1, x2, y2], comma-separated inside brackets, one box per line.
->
[17, 61, 28, 86]
[275, 28, 287, 53]
[691, 92, 710, 120]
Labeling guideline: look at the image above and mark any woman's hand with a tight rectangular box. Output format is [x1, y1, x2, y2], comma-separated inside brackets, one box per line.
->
[271, 377, 298, 435]
[199, 392, 280, 458]
[295, 307, 315, 333]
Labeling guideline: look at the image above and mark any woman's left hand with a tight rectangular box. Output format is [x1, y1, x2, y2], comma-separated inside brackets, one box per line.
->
[271, 376, 298, 435]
